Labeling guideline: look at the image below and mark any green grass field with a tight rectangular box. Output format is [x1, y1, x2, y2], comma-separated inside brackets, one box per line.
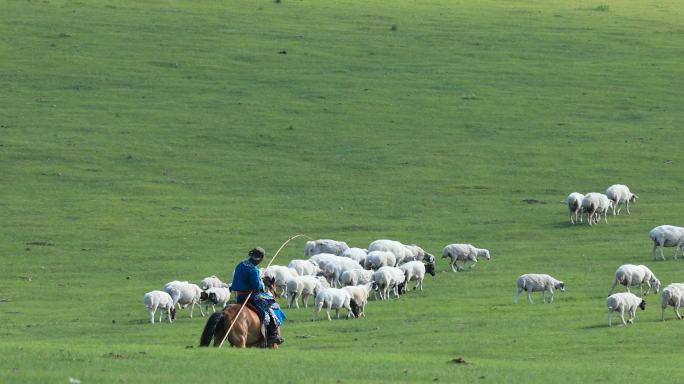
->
[2, 0, 684, 382]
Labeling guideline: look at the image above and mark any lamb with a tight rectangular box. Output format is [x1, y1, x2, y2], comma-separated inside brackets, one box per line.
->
[143, 290, 176, 324]
[581, 192, 613, 225]
[649, 225, 684, 261]
[262, 265, 298, 297]
[660, 283, 684, 320]
[605, 184, 638, 216]
[566, 192, 585, 224]
[441, 244, 491, 272]
[304, 239, 349, 256]
[372, 266, 406, 300]
[339, 269, 374, 287]
[607, 292, 646, 327]
[341, 247, 368, 266]
[286, 275, 330, 308]
[163, 281, 205, 318]
[365, 250, 397, 270]
[513, 274, 565, 304]
[199, 287, 230, 314]
[609, 264, 660, 296]
[312, 288, 355, 321]
[198, 275, 229, 290]
[287, 259, 320, 276]
[343, 282, 373, 318]
[399, 260, 435, 291]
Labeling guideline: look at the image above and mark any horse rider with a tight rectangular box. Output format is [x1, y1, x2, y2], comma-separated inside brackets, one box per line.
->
[231, 247, 285, 345]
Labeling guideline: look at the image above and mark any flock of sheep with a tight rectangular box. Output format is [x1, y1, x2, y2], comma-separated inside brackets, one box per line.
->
[141, 182, 684, 329]
[565, 184, 684, 326]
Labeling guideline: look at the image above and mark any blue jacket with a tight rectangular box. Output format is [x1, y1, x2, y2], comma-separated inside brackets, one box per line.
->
[231, 260, 265, 293]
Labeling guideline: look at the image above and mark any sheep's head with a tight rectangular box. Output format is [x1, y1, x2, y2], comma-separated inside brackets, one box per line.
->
[397, 281, 407, 295]
[556, 281, 566, 291]
[424, 253, 435, 264]
[630, 194, 639, 203]
[478, 249, 491, 260]
[200, 291, 209, 301]
[652, 278, 661, 293]
[639, 299, 646, 311]
[170, 307, 177, 320]
[208, 292, 219, 304]
[425, 262, 436, 276]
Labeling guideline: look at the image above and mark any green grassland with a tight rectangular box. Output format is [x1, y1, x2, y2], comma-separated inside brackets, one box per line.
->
[1, 0, 684, 382]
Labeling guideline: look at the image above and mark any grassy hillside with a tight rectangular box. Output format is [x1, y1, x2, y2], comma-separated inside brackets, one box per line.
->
[1, 0, 683, 382]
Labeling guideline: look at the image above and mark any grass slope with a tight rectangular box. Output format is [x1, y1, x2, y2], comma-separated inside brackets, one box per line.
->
[1, 0, 684, 382]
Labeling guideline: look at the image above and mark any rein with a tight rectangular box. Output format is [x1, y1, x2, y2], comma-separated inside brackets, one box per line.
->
[217, 234, 310, 348]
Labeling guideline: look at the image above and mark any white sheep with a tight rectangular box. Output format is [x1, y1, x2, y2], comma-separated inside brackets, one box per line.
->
[372, 266, 406, 300]
[609, 264, 660, 296]
[441, 244, 491, 272]
[605, 184, 638, 216]
[198, 275, 227, 290]
[368, 239, 417, 265]
[304, 239, 350, 256]
[566, 192, 585, 224]
[343, 282, 373, 318]
[341, 247, 368, 266]
[143, 290, 176, 324]
[607, 292, 646, 327]
[365, 250, 397, 270]
[287, 259, 320, 276]
[650, 225, 684, 261]
[322, 258, 364, 287]
[312, 288, 354, 321]
[513, 274, 565, 304]
[262, 265, 298, 297]
[660, 283, 684, 320]
[163, 281, 205, 318]
[581, 192, 613, 225]
[286, 275, 330, 309]
[200, 287, 231, 313]
[308, 253, 343, 270]
[339, 269, 374, 287]
[403, 244, 435, 264]
[399, 260, 435, 291]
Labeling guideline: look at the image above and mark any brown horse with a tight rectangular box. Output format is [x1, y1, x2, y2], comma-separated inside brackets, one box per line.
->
[199, 276, 279, 349]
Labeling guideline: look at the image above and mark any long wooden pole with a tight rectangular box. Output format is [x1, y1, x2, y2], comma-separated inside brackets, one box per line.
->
[217, 234, 310, 348]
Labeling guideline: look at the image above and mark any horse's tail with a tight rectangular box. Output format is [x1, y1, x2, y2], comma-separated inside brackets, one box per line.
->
[199, 312, 225, 347]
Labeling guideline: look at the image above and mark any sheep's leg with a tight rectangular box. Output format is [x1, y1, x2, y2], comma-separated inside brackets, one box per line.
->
[148, 308, 155, 324]
[450, 260, 458, 272]
[513, 288, 523, 304]
[619, 308, 627, 326]
[627, 309, 635, 324]
[608, 309, 613, 327]
[167, 307, 173, 323]
[526, 291, 533, 304]
[652, 243, 659, 260]
[609, 280, 619, 295]
[674, 245, 681, 260]
[326, 305, 332, 321]
[312, 303, 322, 321]
[419, 278, 423, 291]
[625, 201, 630, 215]
[676, 303, 682, 320]
[335, 307, 340, 319]
[549, 288, 555, 304]
[542, 291, 546, 304]
[662, 306, 667, 321]
[603, 209, 609, 224]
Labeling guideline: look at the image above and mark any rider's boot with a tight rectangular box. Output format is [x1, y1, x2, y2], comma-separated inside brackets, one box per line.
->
[266, 322, 284, 345]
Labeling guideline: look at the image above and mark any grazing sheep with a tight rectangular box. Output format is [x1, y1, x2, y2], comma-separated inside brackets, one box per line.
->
[399, 260, 435, 291]
[581, 192, 613, 225]
[566, 192, 585, 224]
[308, 253, 343, 270]
[339, 269, 374, 287]
[304, 239, 349, 257]
[372, 266, 406, 300]
[199, 287, 230, 314]
[365, 250, 397, 270]
[609, 264, 660, 296]
[312, 288, 354, 321]
[649, 225, 684, 261]
[198, 275, 227, 290]
[286, 275, 330, 309]
[403, 244, 435, 264]
[341, 247, 368, 266]
[322, 258, 364, 287]
[143, 290, 176, 324]
[660, 283, 684, 320]
[441, 244, 491, 272]
[514, 274, 565, 304]
[605, 184, 638, 216]
[368, 239, 412, 265]
[287, 259, 320, 276]
[607, 292, 646, 327]
[262, 265, 298, 297]
[163, 281, 205, 318]
[343, 282, 373, 318]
